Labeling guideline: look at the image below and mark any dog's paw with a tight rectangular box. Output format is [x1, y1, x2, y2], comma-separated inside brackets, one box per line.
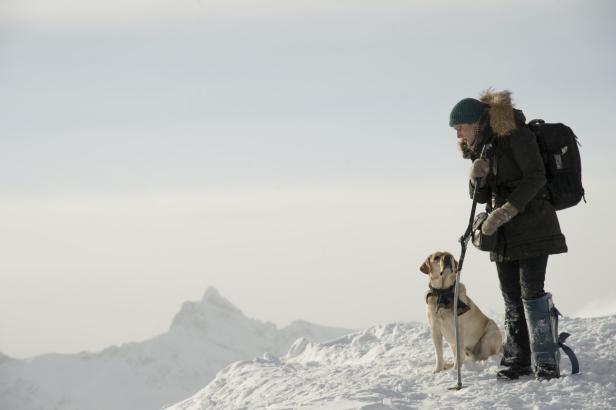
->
[433, 365, 445, 373]
[443, 362, 454, 370]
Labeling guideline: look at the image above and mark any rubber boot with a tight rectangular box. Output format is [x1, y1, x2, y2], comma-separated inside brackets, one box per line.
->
[496, 302, 532, 380]
[523, 293, 560, 380]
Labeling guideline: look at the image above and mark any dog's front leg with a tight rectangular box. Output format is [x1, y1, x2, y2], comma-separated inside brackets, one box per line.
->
[430, 326, 445, 373]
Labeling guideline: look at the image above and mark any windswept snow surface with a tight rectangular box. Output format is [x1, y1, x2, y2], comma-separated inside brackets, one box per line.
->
[0, 287, 352, 410]
[168, 315, 616, 410]
[573, 293, 616, 319]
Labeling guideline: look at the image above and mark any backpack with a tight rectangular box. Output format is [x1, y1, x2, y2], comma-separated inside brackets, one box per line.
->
[528, 119, 585, 210]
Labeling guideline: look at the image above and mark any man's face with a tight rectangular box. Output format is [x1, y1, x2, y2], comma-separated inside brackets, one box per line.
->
[453, 123, 478, 147]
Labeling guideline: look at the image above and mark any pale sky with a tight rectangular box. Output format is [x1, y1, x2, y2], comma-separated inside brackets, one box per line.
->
[1, 0, 615, 358]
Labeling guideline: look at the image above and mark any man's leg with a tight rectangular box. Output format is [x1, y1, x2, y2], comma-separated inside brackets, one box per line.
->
[496, 259, 532, 379]
[520, 255, 561, 380]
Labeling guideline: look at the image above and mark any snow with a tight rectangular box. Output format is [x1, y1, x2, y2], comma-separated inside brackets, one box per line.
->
[0, 287, 352, 410]
[573, 293, 616, 319]
[3, 288, 615, 410]
[168, 315, 616, 410]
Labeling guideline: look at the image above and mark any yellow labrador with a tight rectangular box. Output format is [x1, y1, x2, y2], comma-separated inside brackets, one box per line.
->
[420, 251, 502, 373]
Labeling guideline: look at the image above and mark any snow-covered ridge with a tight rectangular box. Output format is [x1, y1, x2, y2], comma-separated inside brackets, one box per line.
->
[169, 315, 616, 410]
[0, 287, 353, 410]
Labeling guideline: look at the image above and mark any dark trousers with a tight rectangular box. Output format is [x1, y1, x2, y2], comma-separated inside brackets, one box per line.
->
[495, 254, 548, 366]
[497, 254, 548, 302]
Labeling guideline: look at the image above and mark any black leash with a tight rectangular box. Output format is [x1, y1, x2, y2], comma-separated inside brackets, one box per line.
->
[449, 143, 492, 391]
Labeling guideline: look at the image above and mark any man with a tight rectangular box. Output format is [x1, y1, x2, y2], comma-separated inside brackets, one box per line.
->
[449, 90, 567, 380]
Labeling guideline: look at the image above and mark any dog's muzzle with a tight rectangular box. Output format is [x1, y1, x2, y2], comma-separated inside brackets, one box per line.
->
[441, 255, 455, 276]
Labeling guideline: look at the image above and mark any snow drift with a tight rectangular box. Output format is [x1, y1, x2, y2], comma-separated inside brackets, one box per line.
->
[573, 293, 616, 319]
[168, 314, 616, 409]
[0, 287, 352, 410]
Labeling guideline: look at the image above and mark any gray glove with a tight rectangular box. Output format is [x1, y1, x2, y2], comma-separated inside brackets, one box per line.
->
[470, 159, 490, 188]
[481, 202, 519, 236]
[470, 159, 490, 179]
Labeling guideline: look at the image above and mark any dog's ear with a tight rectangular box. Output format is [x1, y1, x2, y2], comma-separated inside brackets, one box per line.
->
[419, 257, 431, 275]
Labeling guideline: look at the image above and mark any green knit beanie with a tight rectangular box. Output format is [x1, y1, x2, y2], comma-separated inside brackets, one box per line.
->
[449, 98, 486, 127]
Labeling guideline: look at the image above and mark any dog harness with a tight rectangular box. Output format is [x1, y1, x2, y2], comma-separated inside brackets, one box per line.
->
[426, 282, 471, 316]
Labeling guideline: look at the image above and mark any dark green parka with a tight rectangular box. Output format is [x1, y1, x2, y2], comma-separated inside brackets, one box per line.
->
[462, 90, 567, 262]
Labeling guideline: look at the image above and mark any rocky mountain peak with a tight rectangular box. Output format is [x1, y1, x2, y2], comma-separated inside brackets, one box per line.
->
[170, 287, 243, 331]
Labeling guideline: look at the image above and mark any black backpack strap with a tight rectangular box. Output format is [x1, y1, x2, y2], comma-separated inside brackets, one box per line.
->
[528, 118, 545, 128]
[554, 308, 580, 375]
[558, 332, 580, 374]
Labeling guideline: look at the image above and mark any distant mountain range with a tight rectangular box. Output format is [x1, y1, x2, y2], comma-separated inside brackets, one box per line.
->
[0, 287, 352, 410]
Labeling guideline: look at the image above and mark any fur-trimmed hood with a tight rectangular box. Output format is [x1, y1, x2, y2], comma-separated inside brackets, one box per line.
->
[457, 89, 526, 159]
[479, 89, 517, 137]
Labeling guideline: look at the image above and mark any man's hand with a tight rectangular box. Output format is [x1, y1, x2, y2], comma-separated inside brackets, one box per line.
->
[481, 202, 519, 236]
[470, 158, 490, 179]
[470, 158, 490, 188]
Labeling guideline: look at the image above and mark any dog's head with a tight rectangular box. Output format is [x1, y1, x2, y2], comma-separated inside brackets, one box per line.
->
[419, 251, 458, 286]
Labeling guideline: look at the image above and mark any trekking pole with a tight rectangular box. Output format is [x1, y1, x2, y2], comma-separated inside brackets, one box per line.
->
[449, 143, 492, 391]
